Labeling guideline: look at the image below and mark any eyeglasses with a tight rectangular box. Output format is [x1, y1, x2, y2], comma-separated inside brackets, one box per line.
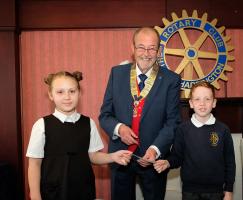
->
[135, 46, 158, 54]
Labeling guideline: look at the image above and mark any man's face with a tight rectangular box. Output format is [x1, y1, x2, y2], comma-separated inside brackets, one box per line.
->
[132, 31, 160, 73]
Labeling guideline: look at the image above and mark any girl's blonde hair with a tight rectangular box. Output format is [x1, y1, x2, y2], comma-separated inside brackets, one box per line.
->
[44, 71, 83, 90]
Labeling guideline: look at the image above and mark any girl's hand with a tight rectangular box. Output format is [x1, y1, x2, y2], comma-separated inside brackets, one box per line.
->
[110, 150, 132, 165]
[153, 160, 170, 173]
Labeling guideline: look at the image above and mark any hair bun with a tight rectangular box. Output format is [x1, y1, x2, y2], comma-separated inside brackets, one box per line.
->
[73, 71, 83, 82]
[44, 73, 54, 86]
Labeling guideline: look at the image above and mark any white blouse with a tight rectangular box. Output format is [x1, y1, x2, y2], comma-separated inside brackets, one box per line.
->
[26, 109, 104, 158]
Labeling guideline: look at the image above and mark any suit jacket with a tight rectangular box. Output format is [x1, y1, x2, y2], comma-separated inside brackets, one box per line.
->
[99, 63, 181, 157]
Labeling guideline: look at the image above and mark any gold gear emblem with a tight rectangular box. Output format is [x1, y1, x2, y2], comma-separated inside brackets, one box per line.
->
[155, 10, 234, 97]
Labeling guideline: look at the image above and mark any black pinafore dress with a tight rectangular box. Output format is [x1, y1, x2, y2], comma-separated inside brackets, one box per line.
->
[40, 114, 96, 200]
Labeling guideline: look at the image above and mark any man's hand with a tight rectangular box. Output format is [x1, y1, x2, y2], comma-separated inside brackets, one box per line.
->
[138, 148, 156, 167]
[110, 150, 132, 165]
[153, 160, 170, 173]
[119, 124, 138, 145]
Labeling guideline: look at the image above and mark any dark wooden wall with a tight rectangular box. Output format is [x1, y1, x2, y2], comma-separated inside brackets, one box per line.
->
[167, 0, 243, 28]
[0, 2, 15, 27]
[0, 0, 242, 199]
[0, 1, 23, 199]
[19, 0, 164, 29]
[18, 0, 243, 29]
[180, 98, 243, 133]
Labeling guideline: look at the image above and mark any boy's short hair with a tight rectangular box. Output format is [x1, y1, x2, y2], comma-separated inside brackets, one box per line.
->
[190, 81, 215, 98]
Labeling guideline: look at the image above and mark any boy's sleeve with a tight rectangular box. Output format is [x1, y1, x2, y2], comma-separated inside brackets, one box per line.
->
[223, 128, 236, 192]
[167, 126, 185, 168]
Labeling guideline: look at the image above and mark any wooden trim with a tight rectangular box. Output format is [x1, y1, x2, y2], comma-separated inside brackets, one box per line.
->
[19, 0, 164, 29]
[0, 1, 15, 28]
[166, 0, 243, 29]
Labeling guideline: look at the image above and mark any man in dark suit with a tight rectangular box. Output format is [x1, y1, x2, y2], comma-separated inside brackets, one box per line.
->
[99, 27, 181, 200]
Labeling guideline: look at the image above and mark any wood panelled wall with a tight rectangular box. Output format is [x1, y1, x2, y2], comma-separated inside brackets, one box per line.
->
[0, 0, 23, 199]
[0, 31, 21, 200]
[167, 0, 243, 28]
[0, 0, 243, 199]
[19, 0, 164, 29]
[0, 1, 15, 29]
[0, 32, 16, 168]
[21, 29, 243, 199]
[19, 0, 243, 29]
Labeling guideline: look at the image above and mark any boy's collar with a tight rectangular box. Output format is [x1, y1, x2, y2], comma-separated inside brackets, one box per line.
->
[191, 113, 216, 127]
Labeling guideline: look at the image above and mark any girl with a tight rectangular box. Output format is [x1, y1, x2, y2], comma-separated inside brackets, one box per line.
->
[26, 71, 132, 200]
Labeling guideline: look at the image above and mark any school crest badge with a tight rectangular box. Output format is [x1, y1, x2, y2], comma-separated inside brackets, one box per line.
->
[210, 132, 219, 147]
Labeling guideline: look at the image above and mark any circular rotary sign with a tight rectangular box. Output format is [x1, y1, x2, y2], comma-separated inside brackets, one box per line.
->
[155, 10, 234, 97]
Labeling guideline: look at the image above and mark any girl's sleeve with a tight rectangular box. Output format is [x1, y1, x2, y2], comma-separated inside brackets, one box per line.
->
[88, 118, 104, 152]
[26, 118, 45, 158]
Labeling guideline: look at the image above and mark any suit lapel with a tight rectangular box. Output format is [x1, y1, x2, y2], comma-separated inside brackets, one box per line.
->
[127, 86, 133, 123]
[141, 68, 163, 121]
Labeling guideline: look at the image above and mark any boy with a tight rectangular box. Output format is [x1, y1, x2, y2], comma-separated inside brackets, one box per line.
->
[154, 81, 236, 200]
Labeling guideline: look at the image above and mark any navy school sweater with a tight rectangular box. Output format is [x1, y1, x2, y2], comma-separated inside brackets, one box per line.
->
[168, 120, 236, 193]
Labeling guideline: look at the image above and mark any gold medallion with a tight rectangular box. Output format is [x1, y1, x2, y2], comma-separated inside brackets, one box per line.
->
[134, 100, 139, 107]
[133, 107, 138, 117]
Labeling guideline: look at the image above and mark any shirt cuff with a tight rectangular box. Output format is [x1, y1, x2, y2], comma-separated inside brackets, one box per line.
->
[112, 123, 122, 140]
[149, 145, 161, 159]
[224, 183, 234, 192]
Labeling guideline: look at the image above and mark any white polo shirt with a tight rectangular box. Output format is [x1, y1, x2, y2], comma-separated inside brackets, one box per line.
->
[26, 109, 104, 158]
[191, 113, 216, 127]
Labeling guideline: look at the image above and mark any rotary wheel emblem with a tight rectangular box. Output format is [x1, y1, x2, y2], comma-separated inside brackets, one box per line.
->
[155, 10, 234, 97]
